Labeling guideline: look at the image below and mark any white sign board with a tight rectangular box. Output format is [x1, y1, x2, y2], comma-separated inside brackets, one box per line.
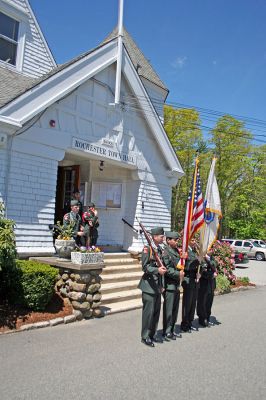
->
[72, 137, 136, 166]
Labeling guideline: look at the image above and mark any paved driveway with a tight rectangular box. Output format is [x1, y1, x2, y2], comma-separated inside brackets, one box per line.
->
[1, 286, 266, 400]
[235, 259, 266, 285]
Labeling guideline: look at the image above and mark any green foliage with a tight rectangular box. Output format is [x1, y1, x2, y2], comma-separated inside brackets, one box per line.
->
[164, 106, 205, 230]
[164, 106, 266, 240]
[238, 276, 250, 285]
[9, 260, 58, 311]
[55, 220, 76, 240]
[0, 202, 17, 271]
[0, 202, 17, 296]
[216, 274, 231, 293]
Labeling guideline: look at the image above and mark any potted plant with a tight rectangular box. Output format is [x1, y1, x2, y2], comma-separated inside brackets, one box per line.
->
[71, 246, 104, 265]
[53, 221, 76, 260]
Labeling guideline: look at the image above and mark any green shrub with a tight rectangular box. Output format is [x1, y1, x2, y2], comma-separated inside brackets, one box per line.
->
[238, 276, 250, 285]
[9, 260, 58, 311]
[216, 274, 231, 294]
[0, 203, 17, 297]
[209, 240, 236, 284]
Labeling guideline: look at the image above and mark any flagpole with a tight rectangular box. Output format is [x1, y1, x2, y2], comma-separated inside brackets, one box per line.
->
[114, 0, 124, 104]
[188, 156, 199, 242]
[179, 155, 199, 267]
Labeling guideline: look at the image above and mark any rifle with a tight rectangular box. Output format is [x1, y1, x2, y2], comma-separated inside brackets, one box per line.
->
[136, 217, 166, 292]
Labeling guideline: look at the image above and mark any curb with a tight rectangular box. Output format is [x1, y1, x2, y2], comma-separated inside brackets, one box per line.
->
[0, 313, 78, 336]
[215, 285, 256, 296]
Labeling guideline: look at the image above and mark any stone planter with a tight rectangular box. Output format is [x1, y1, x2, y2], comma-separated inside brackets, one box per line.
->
[71, 251, 104, 265]
[55, 239, 76, 260]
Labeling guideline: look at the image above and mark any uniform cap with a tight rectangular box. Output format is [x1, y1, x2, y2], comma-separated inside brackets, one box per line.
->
[165, 231, 179, 240]
[88, 202, 95, 208]
[150, 227, 164, 236]
[71, 200, 79, 206]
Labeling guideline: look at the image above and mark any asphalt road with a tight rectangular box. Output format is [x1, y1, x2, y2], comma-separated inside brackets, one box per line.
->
[235, 259, 266, 285]
[1, 285, 266, 400]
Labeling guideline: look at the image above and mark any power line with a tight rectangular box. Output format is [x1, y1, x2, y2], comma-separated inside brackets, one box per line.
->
[118, 97, 266, 144]
[122, 92, 266, 132]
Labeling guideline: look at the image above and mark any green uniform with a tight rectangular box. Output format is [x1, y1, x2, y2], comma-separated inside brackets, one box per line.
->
[197, 256, 217, 325]
[162, 245, 181, 335]
[138, 245, 164, 340]
[181, 247, 200, 331]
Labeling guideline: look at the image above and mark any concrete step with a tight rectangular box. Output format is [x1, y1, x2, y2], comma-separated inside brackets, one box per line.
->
[102, 264, 141, 275]
[101, 289, 141, 305]
[102, 271, 142, 283]
[101, 280, 140, 294]
[101, 298, 142, 315]
[103, 252, 132, 259]
[103, 258, 140, 267]
[100, 246, 123, 253]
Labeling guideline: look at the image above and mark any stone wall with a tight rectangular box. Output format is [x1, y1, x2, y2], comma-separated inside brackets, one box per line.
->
[56, 268, 103, 320]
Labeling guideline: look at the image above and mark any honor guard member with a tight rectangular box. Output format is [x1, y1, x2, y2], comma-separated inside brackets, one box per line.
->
[197, 254, 218, 327]
[72, 189, 83, 217]
[63, 200, 86, 248]
[162, 231, 185, 340]
[138, 227, 167, 347]
[181, 240, 201, 332]
[82, 202, 99, 247]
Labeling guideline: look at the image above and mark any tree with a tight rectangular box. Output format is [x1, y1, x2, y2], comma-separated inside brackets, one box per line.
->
[226, 145, 266, 238]
[210, 115, 253, 237]
[164, 106, 206, 230]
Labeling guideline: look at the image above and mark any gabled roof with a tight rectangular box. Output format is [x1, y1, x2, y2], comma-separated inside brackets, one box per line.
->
[102, 27, 168, 92]
[0, 26, 168, 109]
[0, 35, 183, 176]
[0, 42, 103, 109]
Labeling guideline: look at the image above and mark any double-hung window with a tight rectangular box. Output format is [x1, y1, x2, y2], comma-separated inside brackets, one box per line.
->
[0, 11, 19, 65]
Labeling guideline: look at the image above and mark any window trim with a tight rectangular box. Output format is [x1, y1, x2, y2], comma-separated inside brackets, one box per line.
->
[0, 3, 27, 71]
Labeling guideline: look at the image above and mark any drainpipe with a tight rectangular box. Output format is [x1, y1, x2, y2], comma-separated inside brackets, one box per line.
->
[114, 0, 124, 105]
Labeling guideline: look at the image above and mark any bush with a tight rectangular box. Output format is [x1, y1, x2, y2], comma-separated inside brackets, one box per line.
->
[0, 203, 17, 297]
[238, 276, 250, 286]
[209, 240, 236, 284]
[9, 260, 58, 311]
[216, 274, 231, 294]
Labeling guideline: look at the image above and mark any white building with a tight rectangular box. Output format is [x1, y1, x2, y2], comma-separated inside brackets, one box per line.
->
[0, 0, 184, 257]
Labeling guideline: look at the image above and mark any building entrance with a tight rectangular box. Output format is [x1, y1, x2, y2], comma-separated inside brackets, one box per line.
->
[54, 165, 80, 223]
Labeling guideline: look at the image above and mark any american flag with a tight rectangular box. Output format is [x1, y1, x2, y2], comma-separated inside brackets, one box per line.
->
[181, 159, 204, 263]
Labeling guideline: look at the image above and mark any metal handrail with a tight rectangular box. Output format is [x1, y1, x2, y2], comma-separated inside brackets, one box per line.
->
[122, 218, 142, 234]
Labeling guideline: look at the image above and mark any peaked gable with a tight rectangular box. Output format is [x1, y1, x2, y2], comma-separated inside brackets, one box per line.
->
[102, 27, 168, 95]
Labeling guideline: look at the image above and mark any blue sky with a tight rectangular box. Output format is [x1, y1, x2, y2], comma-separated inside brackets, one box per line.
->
[30, 0, 266, 143]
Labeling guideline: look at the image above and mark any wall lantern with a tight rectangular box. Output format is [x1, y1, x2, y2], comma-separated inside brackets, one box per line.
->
[49, 119, 56, 128]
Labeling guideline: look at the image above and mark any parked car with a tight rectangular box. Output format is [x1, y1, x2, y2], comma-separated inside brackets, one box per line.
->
[247, 239, 266, 248]
[221, 239, 266, 261]
[220, 239, 249, 264]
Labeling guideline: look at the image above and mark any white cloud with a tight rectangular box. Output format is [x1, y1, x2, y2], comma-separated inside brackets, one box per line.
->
[171, 56, 187, 69]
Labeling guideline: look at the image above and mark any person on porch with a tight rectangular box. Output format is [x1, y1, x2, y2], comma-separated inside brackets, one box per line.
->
[63, 200, 86, 248]
[82, 202, 99, 247]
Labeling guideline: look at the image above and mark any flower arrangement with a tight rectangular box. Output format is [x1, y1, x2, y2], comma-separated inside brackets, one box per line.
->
[74, 246, 101, 253]
[71, 246, 103, 265]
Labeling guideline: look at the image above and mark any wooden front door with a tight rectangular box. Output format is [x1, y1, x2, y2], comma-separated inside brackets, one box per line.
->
[55, 165, 80, 223]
